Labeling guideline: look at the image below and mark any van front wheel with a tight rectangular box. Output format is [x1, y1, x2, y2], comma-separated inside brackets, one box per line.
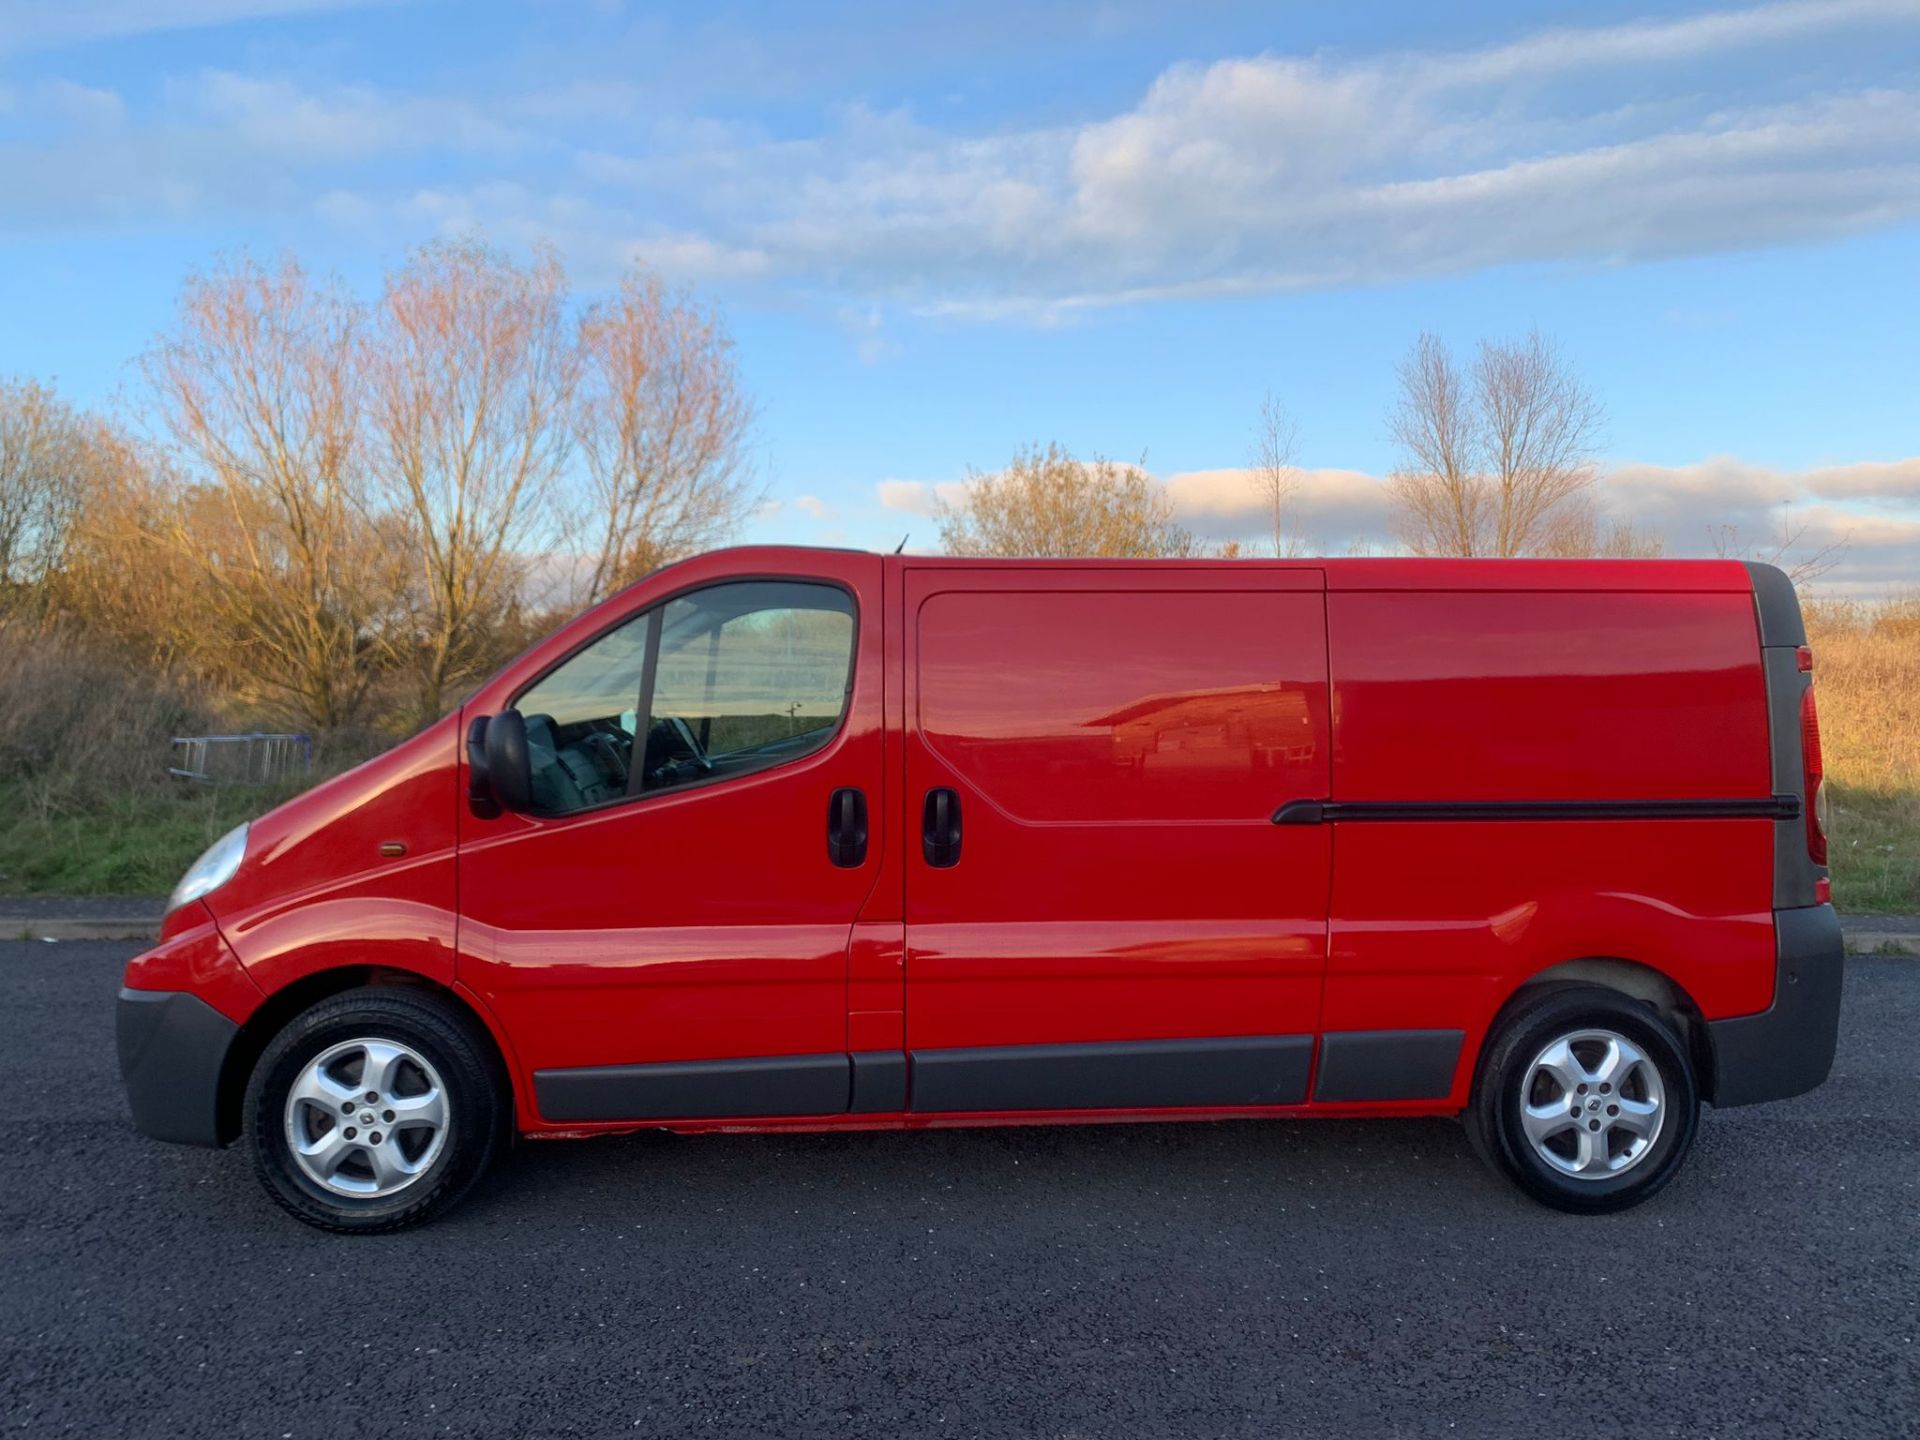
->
[244, 986, 506, 1233]
[1468, 985, 1699, 1214]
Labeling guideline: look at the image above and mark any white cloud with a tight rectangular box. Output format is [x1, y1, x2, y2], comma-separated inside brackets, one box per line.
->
[1607, 455, 1806, 536]
[0, 0, 401, 57]
[1422, 0, 1918, 87]
[864, 450, 1915, 591]
[8, 0, 1917, 316]
[876, 480, 941, 517]
[1166, 467, 1395, 554]
[789, 494, 834, 521]
[37, 80, 126, 128]
[1161, 455, 1920, 595]
[180, 71, 523, 160]
[576, 0, 1920, 318]
[1803, 458, 1920, 504]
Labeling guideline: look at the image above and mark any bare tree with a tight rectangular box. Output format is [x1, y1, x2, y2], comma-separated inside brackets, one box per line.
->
[1710, 503, 1846, 586]
[573, 270, 757, 605]
[937, 442, 1199, 558]
[1387, 331, 1605, 557]
[0, 379, 95, 601]
[1250, 391, 1307, 557]
[1539, 498, 1666, 559]
[368, 240, 578, 719]
[141, 257, 393, 728]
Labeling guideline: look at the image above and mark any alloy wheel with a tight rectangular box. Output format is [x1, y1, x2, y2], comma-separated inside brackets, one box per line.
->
[1518, 1027, 1666, 1180]
[283, 1037, 451, 1198]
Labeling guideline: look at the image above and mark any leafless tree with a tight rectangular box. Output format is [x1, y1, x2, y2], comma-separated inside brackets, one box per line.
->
[937, 442, 1200, 558]
[572, 271, 757, 605]
[1538, 498, 1666, 559]
[368, 240, 579, 720]
[1710, 503, 1847, 587]
[141, 257, 394, 728]
[0, 379, 96, 600]
[1387, 331, 1605, 557]
[1250, 391, 1307, 557]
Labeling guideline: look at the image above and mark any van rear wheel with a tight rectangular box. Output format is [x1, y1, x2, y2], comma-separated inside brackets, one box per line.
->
[1468, 985, 1698, 1214]
[244, 986, 506, 1233]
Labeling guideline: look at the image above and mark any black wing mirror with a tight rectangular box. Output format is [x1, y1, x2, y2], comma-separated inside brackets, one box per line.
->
[465, 716, 499, 818]
[470, 710, 534, 815]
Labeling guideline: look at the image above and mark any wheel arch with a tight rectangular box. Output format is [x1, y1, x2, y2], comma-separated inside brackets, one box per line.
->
[216, 965, 513, 1146]
[1499, 956, 1717, 1102]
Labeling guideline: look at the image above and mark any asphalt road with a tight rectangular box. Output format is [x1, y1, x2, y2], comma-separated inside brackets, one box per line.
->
[4, 944, 1915, 1439]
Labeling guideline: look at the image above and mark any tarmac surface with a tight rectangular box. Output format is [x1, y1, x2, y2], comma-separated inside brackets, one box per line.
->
[3, 939, 1915, 1437]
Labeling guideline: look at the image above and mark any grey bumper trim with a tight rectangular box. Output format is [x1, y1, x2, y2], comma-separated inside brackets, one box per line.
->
[116, 987, 239, 1147]
[1706, 905, 1844, 1108]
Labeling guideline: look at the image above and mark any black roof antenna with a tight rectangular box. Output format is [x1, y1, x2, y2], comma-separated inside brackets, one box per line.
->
[893, 533, 910, 554]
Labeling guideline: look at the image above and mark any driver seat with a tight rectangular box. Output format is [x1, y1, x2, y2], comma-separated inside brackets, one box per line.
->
[522, 713, 590, 814]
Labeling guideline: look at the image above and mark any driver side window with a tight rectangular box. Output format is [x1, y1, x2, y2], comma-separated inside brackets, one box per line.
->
[514, 579, 856, 817]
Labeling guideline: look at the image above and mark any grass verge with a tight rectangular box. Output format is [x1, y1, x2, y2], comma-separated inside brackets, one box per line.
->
[0, 779, 295, 896]
[1827, 781, 1920, 915]
[1807, 598, 1920, 915]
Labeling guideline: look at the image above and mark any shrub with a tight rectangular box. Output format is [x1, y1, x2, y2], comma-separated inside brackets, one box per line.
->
[0, 620, 206, 806]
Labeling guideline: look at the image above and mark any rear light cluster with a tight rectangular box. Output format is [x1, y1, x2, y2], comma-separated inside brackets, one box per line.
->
[1797, 645, 1828, 868]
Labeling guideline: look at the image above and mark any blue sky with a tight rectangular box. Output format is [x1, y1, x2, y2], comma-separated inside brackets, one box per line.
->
[2, 0, 1917, 589]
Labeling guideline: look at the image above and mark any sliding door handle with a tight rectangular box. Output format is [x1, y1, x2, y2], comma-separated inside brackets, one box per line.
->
[922, 787, 962, 867]
[827, 787, 868, 867]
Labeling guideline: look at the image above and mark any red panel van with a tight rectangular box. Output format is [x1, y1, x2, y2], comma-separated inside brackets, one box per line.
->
[116, 549, 1843, 1231]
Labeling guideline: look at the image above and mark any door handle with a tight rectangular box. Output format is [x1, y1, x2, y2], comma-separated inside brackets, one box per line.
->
[827, 787, 868, 867]
[922, 787, 962, 867]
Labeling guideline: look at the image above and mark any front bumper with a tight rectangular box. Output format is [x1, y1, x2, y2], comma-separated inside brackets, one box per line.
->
[1707, 904, 1845, 1108]
[116, 906, 259, 1147]
[116, 987, 239, 1145]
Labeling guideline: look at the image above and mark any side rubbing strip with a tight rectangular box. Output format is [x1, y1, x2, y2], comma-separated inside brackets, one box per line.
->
[909, 1035, 1313, 1113]
[535, 1053, 850, 1122]
[1273, 797, 1798, 825]
[1313, 1030, 1464, 1103]
[849, 1050, 908, 1113]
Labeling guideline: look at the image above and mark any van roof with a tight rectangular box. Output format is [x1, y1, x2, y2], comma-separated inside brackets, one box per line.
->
[679, 545, 1758, 594]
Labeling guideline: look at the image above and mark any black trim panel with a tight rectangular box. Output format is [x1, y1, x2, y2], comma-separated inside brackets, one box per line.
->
[1708, 904, 1844, 1107]
[535, 1052, 851, 1122]
[1744, 561, 1806, 647]
[909, 1035, 1313, 1113]
[1313, 1029, 1464, 1102]
[1273, 796, 1799, 825]
[117, 987, 239, 1148]
[849, 1050, 908, 1113]
[1761, 646, 1823, 909]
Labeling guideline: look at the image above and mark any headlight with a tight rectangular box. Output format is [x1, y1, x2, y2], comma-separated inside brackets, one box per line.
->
[167, 823, 250, 914]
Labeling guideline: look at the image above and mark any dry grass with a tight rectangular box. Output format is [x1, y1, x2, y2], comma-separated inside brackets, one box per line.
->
[1805, 596, 1920, 914]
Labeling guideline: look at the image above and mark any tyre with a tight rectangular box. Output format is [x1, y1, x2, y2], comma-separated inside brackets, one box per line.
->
[244, 986, 506, 1234]
[1467, 984, 1699, 1214]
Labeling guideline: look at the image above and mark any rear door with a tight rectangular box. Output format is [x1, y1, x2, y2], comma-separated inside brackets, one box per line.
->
[901, 565, 1331, 1113]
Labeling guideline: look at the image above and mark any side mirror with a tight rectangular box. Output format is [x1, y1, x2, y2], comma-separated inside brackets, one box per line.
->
[479, 710, 535, 814]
